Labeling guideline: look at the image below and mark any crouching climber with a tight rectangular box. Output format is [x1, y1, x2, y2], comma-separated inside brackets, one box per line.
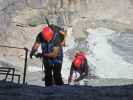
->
[68, 52, 89, 85]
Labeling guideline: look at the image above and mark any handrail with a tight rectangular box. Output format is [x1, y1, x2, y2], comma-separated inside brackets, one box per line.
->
[0, 44, 29, 84]
[0, 45, 27, 50]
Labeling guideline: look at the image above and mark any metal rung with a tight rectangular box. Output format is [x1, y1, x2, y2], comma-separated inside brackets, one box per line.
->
[0, 67, 20, 84]
[0, 73, 21, 84]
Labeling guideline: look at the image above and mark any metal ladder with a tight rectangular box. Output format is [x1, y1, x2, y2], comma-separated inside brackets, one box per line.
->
[0, 67, 21, 84]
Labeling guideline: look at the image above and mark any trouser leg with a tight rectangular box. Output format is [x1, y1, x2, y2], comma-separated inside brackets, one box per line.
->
[53, 63, 64, 85]
[43, 62, 53, 87]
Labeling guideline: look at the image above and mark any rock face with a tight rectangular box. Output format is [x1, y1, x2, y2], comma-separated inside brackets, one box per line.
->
[1, 0, 133, 84]
[0, 0, 133, 41]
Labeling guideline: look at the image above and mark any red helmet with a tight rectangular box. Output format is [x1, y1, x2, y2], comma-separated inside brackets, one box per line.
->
[42, 26, 54, 42]
[73, 57, 82, 69]
[73, 52, 86, 69]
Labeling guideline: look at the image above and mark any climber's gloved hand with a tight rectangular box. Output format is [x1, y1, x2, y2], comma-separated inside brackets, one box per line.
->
[35, 53, 42, 58]
[30, 49, 36, 59]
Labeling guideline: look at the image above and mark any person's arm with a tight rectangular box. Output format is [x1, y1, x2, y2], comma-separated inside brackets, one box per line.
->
[75, 59, 88, 81]
[30, 33, 41, 58]
[44, 46, 60, 58]
[31, 41, 40, 51]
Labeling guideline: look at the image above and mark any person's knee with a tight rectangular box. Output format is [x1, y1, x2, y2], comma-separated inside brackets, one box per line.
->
[53, 72, 62, 80]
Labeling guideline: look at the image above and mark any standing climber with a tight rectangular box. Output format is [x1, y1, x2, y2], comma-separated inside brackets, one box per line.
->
[68, 52, 89, 85]
[30, 25, 66, 87]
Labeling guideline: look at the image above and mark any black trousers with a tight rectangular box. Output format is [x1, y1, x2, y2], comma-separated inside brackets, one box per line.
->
[43, 60, 64, 87]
